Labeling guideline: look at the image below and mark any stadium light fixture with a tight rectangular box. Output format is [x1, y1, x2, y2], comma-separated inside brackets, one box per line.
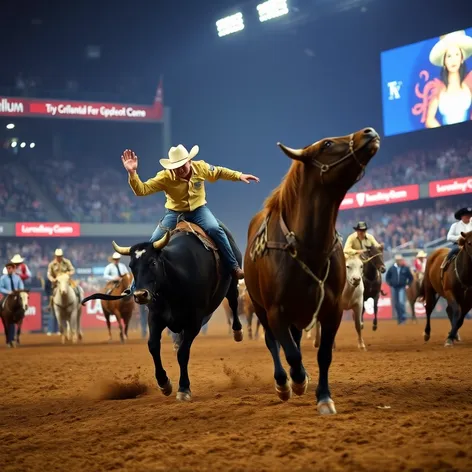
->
[256, 0, 289, 22]
[11, 141, 17, 148]
[20, 142, 26, 148]
[30, 142, 36, 148]
[216, 12, 244, 37]
[6, 123, 15, 129]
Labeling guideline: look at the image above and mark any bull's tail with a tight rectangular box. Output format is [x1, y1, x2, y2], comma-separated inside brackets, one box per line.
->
[81, 292, 127, 305]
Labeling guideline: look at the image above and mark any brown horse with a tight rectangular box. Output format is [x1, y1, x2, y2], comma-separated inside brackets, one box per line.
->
[244, 127, 380, 414]
[421, 231, 472, 346]
[406, 272, 421, 323]
[0, 290, 29, 348]
[360, 244, 386, 331]
[222, 281, 261, 340]
[100, 273, 135, 343]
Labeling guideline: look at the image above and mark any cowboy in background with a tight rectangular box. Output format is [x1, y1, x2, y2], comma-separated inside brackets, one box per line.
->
[0, 261, 25, 310]
[2, 254, 32, 285]
[120, 144, 259, 295]
[343, 221, 383, 253]
[413, 250, 427, 281]
[442, 207, 472, 269]
[386, 254, 414, 325]
[103, 252, 129, 295]
[47, 248, 81, 303]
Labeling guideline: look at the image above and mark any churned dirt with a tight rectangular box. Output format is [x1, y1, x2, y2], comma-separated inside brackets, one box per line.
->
[1, 316, 472, 472]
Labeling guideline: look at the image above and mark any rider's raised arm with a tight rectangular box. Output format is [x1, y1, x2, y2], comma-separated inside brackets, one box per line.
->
[128, 171, 167, 196]
[197, 161, 242, 183]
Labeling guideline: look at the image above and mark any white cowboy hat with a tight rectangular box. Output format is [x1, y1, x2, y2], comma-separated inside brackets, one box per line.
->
[429, 30, 472, 67]
[10, 254, 24, 264]
[159, 144, 199, 170]
[54, 248, 64, 257]
[112, 252, 121, 259]
[416, 250, 427, 258]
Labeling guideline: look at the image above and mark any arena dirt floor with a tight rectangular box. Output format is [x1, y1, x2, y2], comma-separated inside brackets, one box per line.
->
[1, 314, 472, 472]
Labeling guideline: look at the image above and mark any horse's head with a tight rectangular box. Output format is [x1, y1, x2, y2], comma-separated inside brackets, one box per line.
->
[458, 231, 472, 259]
[112, 233, 170, 305]
[11, 289, 30, 311]
[363, 244, 386, 274]
[344, 252, 363, 287]
[277, 127, 380, 192]
[56, 273, 70, 295]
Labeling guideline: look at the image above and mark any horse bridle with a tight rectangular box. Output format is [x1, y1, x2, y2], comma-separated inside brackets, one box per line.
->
[311, 133, 368, 184]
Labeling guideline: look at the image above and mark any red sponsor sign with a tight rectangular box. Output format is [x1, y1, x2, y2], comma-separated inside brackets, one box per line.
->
[16, 222, 81, 237]
[428, 176, 472, 198]
[0, 291, 42, 333]
[0, 95, 162, 122]
[340, 185, 419, 210]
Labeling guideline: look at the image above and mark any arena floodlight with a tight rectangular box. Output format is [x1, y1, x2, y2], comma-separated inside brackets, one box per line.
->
[216, 12, 244, 37]
[6, 123, 15, 129]
[256, 0, 289, 22]
[20, 142, 26, 148]
[11, 141, 17, 148]
[30, 142, 36, 148]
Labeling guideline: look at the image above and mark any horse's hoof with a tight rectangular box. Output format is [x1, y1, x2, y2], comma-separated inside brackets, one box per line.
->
[444, 339, 454, 347]
[158, 379, 173, 396]
[176, 391, 192, 402]
[275, 380, 292, 402]
[233, 330, 243, 342]
[423, 333, 430, 342]
[455, 334, 462, 342]
[292, 376, 309, 396]
[372, 324, 378, 332]
[317, 398, 337, 415]
[358, 344, 367, 351]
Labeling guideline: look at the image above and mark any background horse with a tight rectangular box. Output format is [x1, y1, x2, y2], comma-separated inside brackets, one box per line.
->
[360, 244, 386, 331]
[314, 251, 366, 350]
[222, 281, 261, 340]
[101, 273, 135, 343]
[244, 127, 380, 415]
[421, 231, 472, 346]
[53, 273, 83, 344]
[0, 290, 29, 348]
[406, 272, 421, 324]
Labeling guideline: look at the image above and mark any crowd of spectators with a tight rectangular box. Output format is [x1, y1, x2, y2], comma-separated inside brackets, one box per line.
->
[0, 163, 47, 222]
[26, 160, 163, 223]
[351, 139, 472, 192]
[337, 199, 465, 251]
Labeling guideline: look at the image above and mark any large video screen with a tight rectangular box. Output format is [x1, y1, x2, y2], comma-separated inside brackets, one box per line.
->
[381, 28, 472, 137]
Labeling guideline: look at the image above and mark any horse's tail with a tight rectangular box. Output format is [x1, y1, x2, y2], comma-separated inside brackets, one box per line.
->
[417, 278, 425, 303]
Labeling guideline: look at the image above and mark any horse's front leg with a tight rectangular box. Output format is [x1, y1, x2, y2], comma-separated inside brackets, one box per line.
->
[353, 304, 366, 350]
[147, 310, 172, 396]
[115, 313, 125, 343]
[246, 312, 253, 340]
[16, 319, 23, 345]
[372, 294, 379, 331]
[226, 281, 243, 342]
[445, 301, 465, 347]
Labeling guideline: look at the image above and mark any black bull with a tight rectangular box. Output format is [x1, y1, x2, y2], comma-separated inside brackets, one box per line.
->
[81, 222, 244, 401]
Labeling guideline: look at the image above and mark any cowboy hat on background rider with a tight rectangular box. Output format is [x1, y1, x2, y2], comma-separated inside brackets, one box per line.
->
[103, 252, 130, 294]
[0, 261, 25, 310]
[47, 249, 81, 301]
[343, 221, 384, 254]
[2, 254, 32, 283]
[413, 250, 427, 273]
[120, 144, 260, 295]
[442, 207, 472, 268]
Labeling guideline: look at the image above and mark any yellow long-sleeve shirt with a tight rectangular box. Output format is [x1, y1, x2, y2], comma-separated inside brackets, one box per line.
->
[128, 160, 242, 212]
[343, 232, 382, 252]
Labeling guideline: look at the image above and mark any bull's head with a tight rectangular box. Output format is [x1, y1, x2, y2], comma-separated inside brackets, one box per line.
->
[112, 232, 171, 304]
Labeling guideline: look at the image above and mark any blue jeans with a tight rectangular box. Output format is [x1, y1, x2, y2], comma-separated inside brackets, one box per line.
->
[48, 306, 58, 333]
[391, 287, 406, 324]
[129, 205, 239, 292]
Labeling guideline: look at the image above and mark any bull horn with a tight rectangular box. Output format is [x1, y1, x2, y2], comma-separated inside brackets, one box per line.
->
[112, 241, 131, 255]
[277, 142, 305, 160]
[152, 231, 171, 250]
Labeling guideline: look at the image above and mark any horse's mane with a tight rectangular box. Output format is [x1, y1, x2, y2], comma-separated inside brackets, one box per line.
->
[263, 161, 303, 214]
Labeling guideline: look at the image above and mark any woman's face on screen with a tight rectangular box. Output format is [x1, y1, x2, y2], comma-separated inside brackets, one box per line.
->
[443, 45, 463, 73]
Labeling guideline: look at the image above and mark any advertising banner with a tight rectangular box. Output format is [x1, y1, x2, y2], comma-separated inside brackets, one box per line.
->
[15, 222, 81, 237]
[428, 176, 472, 198]
[340, 185, 419, 210]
